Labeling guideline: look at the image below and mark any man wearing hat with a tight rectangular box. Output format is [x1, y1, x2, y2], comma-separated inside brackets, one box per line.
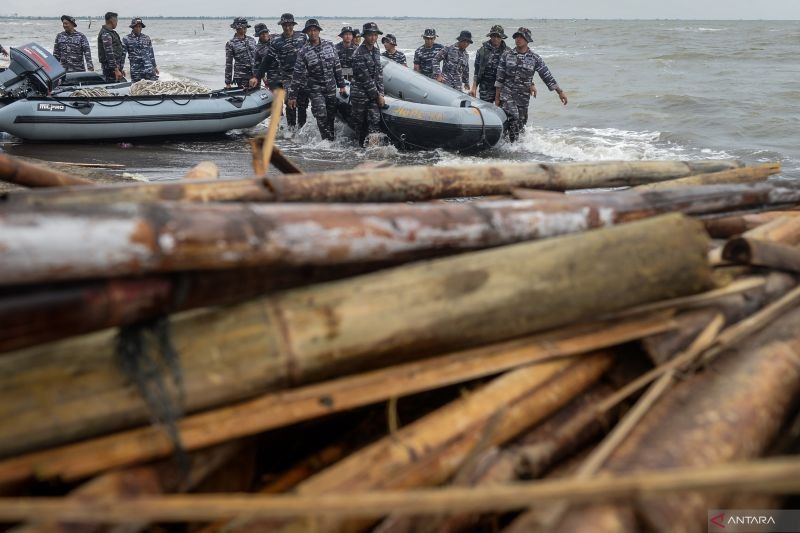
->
[434, 30, 472, 91]
[225, 17, 256, 89]
[98, 12, 126, 81]
[252, 13, 308, 131]
[123, 18, 158, 82]
[353, 29, 362, 47]
[470, 25, 508, 103]
[53, 15, 94, 72]
[351, 22, 385, 147]
[381, 34, 406, 66]
[289, 19, 346, 141]
[413, 29, 443, 79]
[335, 26, 357, 81]
[252, 23, 273, 87]
[495, 27, 568, 142]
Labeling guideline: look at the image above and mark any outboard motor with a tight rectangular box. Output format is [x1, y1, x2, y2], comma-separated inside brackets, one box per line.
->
[0, 43, 66, 98]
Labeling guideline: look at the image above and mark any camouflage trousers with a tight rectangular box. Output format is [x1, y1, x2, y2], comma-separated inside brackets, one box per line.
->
[350, 96, 382, 147]
[478, 80, 496, 103]
[131, 70, 158, 83]
[310, 91, 338, 141]
[285, 89, 309, 129]
[500, 100, 529, 143]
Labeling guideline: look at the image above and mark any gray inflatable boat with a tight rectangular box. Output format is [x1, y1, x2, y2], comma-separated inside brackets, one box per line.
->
[378, 58, 506, 151]
[0, 43, 272, 141]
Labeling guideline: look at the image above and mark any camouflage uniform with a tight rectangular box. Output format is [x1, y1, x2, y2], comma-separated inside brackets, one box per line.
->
[351, 40, 384, 147]
[381, 49, 406, 66]
[474, 40, 508, 102]
[225, 35, 257, 88]
[123, 32, 157, 81]
[433, 44, 469, 90]
[290, 38, 344, 140]
[257, 31, 308, 128]
[98, 26, 126, 81]
[495, 48, 560, 142]
[53, 31, 93, 72]
[252, 23, 271, 84]
[413, 43, 443, 78]
[335, 42, 357, 80]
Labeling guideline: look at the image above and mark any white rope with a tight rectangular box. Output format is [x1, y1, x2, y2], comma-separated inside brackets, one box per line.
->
[130, 80, 211, 96]
[70, 87, 114, 97]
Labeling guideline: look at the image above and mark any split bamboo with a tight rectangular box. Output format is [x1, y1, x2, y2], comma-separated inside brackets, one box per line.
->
[723, 238, 800, 273]
[703, 211, 800, 238]
[0, 458, 798, 523]
[632, 162, 779, 190]
[556, 304, 800, 533]
[0, 313, 674, 485]
[0, 214, 711, 457]
[231, 351, 614, 532]
[2, 159, 743, 206]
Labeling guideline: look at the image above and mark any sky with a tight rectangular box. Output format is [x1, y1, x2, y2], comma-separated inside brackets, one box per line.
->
[2, 0, 799, 19]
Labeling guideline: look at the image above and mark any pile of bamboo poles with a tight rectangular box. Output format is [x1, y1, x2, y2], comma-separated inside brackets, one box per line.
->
[1, 152, 799, 533]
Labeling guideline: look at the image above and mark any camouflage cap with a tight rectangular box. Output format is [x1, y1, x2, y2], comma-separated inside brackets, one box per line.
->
[487, 24, 507, 38]
[302, 18, 322, 33]
[512, 27, 533, 43]
[278, 13, 297, 25]
[339, 25, 355, 37]
[422, 28, 438, 39]
[231, 17, 251, 29]
[129, 17, 146, 29]
[457, 30, 473, 43]
[253, 23, 270, 36]
[381, 33, 398, 45]
[362, 22, 383, 35]
[60, 14, 77, 27]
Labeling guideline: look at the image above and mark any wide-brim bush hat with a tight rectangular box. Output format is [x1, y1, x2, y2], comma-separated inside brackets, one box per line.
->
[381, 34, 397, 45]
[362, 22, 383, 35]
[487, 24, 507, 38]
[422, 28, 438, 39]
[60, 15, 77, 26]
[303, 19, 322, 33]
[278, 13, 297, 25]
[457, 30, 473, 44]
[231, 17, 251, 29]
[129, 17, 145, 29]
[512, 27, 533, 43]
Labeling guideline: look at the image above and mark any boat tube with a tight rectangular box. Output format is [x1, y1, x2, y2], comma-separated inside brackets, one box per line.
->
[0, 43, 272, 140]
[338, 58, 506, 151]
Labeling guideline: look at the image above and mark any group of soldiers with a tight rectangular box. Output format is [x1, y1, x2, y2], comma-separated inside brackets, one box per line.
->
[225, 15, 568, 145]
[3, 14, 569, 146]
[50, 12, 158, 82]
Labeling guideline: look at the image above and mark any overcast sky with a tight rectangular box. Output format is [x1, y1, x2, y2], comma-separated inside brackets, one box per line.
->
[2, 0, 799, 19]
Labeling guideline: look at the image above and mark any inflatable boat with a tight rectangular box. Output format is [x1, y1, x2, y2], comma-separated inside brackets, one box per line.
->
[353, 59, 506, 151]
[0, 43, 272, 141]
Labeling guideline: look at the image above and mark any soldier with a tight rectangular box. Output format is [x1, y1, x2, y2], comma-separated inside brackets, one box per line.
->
[53, 15, 93, 73]
[225, 17, 256, 89]
[351, 22, 385, 147]
[289, 19, 346, 141]
[335, 26, 356, 81]
[253, 24, 272, 78]
[251, 13, 308, 131]
[434, 30, 471, 91]
[353, 29, 362, 47]
[470, 25, 508, 103]
[123, 18, 158, 82]
[381, 34, 407, 66]
[413, 29, 443, 78]
[97, 12, 126, 81]
[495, 27, 568, 142]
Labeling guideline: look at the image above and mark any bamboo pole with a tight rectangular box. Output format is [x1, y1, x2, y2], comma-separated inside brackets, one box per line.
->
[0, 196, 712, 286]
[0, 154, 94, 188]
[632, 163, 779, 191]
[0, 264, 385, 354]
[269, 147, 303, 174]
[743, 215, 800, 244]
[0, 458, 798, 522]
[0, 214, 711, 457]
[2, 159, 743, 206]
[723, 237, 800, 273]
[0, 313, 674, 485]
[703, 211, 800, 238]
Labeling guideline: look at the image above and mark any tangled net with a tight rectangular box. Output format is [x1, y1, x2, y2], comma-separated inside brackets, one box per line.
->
[130, 80, 211, 96]
[70, 87, 114, 97]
